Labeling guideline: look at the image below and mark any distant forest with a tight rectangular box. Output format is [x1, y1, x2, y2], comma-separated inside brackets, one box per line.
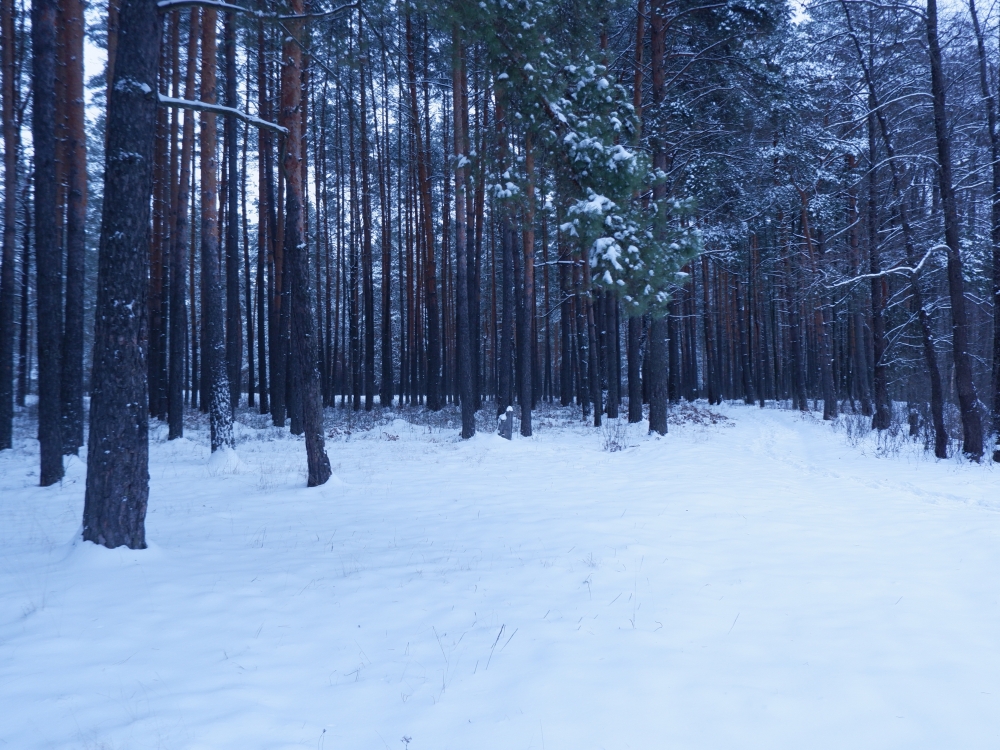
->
[1, 0, 999, 545]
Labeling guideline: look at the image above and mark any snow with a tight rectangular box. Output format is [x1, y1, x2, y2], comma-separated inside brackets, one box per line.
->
[2, 403, 1000, 748]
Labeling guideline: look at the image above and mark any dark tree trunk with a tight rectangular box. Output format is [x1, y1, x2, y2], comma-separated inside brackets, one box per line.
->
[606, 293, 620, 418]
[627, 314, 642, 422]
[520, 133, 535, 436]
[867, 104, 890, 431]
[169, 7, 199, 440]
[0, 0, 17, 449]
[57, 0, 86, 453]
[701, 256, 718, 405]
[255, 16, 269, 415]
[648, 316, 667, 435]
[358, 20, 375, 412]
[33, 0, 63, 483]
[224, 12, 241, 411]
[282, 0, 331, 485]
[927, 0, 984, 460]
[453, 25, 474, 438]
[200, 9, 234, 452]
[83, 0, 161, 548]
[969, 0, 1000, 460]
[17, 201, 29, 407]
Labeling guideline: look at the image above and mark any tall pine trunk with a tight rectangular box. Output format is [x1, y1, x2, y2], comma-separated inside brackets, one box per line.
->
[58, 0, 86, 453]
[927, 0, 984, 460]
[200, 9, 234, 451]
[169, 9, 199, 439]
[33, 0, 63, 483]
[224, 12, 241, 411]
[282, 0, 331, 485]
[453, 25, 474, 438]
[83, 0, 160, 548]
[0, 0, 17, 449]
[969, 0, 1000, 460]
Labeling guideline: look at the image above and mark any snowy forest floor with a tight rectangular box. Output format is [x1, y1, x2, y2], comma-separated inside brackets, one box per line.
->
[2, 400, 1000, 749]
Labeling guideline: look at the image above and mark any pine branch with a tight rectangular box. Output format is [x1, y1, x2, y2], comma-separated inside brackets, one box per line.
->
[155, 0, 356, 21]
[157, 94, 288, 135]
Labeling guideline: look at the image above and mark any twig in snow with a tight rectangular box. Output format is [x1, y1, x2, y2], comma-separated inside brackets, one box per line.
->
[486, 624, 504, 670]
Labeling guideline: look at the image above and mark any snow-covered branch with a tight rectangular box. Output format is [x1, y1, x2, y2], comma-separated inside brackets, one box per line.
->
[825, 244, 944, 289]
[155, 0, 356, 21]
[157, 94, 288, 136]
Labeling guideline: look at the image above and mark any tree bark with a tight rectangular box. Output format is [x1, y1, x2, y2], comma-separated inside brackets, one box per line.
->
[867, 103, 890, 430]
[224, 11, 241, 411]
[200, 9, 234, 451]
[648, 317, 668, 435]
[405, 12, 439, 410]
[0, 0, 17, 449]
[453, 25, 474, 438]
[33, 0, 63, 483]
[83, 0, 161, 548]
[57, 0, 86, 453]
[282, 0, 330, 485]
[520, 133, 535, 436]
[168, 7, 199, 439]
[358, 18, 375, 411]
[969, 0, 1000, 460]
[927, 0, 984, 460]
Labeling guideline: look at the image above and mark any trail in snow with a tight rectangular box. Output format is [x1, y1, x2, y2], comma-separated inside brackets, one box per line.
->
[1, 403, 998, 749]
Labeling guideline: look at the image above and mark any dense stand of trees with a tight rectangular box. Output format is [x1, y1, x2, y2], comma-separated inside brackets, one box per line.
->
[3, 0, 1000, 546]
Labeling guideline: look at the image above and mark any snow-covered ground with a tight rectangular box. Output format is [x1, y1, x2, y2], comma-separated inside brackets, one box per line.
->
[1, 402, 999, 749]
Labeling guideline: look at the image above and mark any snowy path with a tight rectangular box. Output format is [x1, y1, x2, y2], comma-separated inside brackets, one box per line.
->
[1, 404, 999, 749]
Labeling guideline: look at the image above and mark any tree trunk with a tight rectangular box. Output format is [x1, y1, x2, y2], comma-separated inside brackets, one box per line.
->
[56, 0, 86, 453]
[927, 0, 984, 460]
[453, 25, 474, 438]
[648, 316, 667, 435]
[282, 0, 331, 485]
[83, 0, 160, 548]
[520, 133, 535, 436]
[169, 7, 199, 439]
[33, 0, 63, 483]
[867, 103, 890, 430]
[969, 0, 1000, 460]
[224, 12, 241, 411]
[358, 20, 375, 411]
[404, 13, 439, 410]
[199, 9, 234, 452]
[0, 0, 17, 449]
[255, 16, 270, 414]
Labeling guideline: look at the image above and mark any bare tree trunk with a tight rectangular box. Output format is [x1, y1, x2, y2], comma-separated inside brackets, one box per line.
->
[358, 17, 375, 411]
[33, 0, 63, 483]
[648, 317, 667, 435]
[867, 102, 890, 430]
[200, 9, 234, 451]
[927, 0, 984, 460]
[169, 8, 199, 439]
[224, 11, 241, 411]
[0, 0, 17, 449]
[405, 12, 439, 410]
[83, 0, 160, 548]
[255, 16, 269, 415]
[453, 24, 474, 438]
[520, 133, 535, 436]
[57, 0, 86, 453]
[282, 0, 331, 485]
[969, 0, 1000, 460]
